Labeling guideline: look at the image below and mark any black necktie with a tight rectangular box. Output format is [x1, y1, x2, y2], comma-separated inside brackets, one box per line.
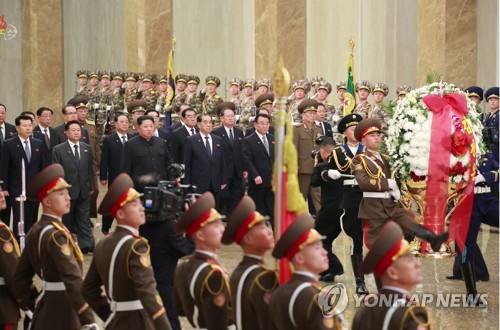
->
[205, 136, 211, 157]
[24, 141, 31, 163]
[0, 126, 3, 144]
[229, 128, 234, 142]
[43, 128, 50, 148]
[121, 135, 127, 144]
[191, 128, 195, 135]
[74, 144, 80, 162]
[262, 135, 269, 155]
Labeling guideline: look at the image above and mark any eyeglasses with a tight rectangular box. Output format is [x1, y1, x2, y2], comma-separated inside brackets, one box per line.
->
[201, 120, 213, 124]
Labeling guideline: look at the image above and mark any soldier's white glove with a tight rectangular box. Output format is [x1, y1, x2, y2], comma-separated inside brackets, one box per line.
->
[328, 170, 342, 180]
[388, 179, 398, 191]
[81, 323, 100, 330]
[474, 174, 485, 185]
[390, 189, 401, 201]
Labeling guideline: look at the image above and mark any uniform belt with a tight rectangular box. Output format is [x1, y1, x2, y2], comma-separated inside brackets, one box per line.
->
[344, 179, 358, 186]
[363, 192, 391, 199]
[474, 186, 491, 194]
[111, 300, 143, 312]
[44, 281, 66, 291]
[0, 276, 5, 285]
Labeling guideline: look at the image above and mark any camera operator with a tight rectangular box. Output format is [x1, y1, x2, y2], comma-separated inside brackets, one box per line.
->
[136, 173, 195, 330]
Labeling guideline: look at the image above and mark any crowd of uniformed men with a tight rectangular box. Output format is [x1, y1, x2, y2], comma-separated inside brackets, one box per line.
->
[0, 68, 498, 329]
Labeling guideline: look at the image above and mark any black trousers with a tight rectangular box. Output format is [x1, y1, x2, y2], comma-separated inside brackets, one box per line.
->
[219, 175, 244, 218]
[248, 186, 274, 227]
[62, 196, 95, 250]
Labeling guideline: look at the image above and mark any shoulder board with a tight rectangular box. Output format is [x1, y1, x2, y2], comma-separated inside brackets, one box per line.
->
[85, 119, 95, 126]
[0, 223, 14, 242]
[215, 95, 221, 99]
[130, 237, 150, 256]
[207, 259, 224, 273]
[253, 269, 279, 292]
[401, 305, 430, 328]
[151, 90, 156, 94]
[180, 254, 194, 261]
[51, 221, 69, 236]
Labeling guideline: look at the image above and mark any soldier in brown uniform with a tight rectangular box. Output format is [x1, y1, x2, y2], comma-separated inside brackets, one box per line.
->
[352, 222, 430, 330]
[98, 70, 114, 138]
[87, 71, 101, 123]
[173, 192, 234, 330]
[14, 164, 96, 329]
[111, 71, 126, 123]
[239, 79, 257, 131]
[353, 80, 373, 118]
[371, 83, 390, 132]
[256, 78, 272, 97]
[0, 183, 24, 329]
[124, 72, 140, 108]
[351, 118, 448, 250]
[229, 78, 243, 116]
[82, 173, 171, 329]
[396, 85, 412, 101]
[315, 81, 336, 122]
[221, 196, 278, 330]
[293, 99, 323, 212]
[141, 73, 159, 110]
[76, 69, 90, 97]
[309, 76, 325, 98]
[289, 80, 311, 125]
[269, 213, 342, 330]
[201, 76, 223, 124]
[185, 75, 202, 113]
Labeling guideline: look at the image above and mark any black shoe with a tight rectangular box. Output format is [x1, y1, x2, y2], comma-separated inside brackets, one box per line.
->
[81, 247, 94, 255]
[355, 280, 369, 296]
[351, 254, 369, 295]
[476, 276, 489, 282]
[461, 261, 487, 308]
[320, 273, 337, 282]
[445, 274, 463, 280]
[413, 225, 449, 252]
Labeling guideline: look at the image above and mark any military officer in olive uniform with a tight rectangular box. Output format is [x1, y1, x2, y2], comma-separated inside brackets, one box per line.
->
[124, 72, 140, 109]
[82, 173, 171, 329]
[352, 222, 430, 330]
[111, 71, 126, 118]
[396, 85, 412, 101]
[269, 213, 343, 330]
[331, 81, 347, 145]
[351, 118, 449, 251]
[239, 79, 257, 131]
[353, 80, 373, 118]
[173, 192, 234, 330]
[256, 78, 272, 97]
[87, 71, 101, 123]
[76, 69, 90, 97]
[98, 70, 114, 139]
[201, 75, 223, 124]
[309, 76, 325, 98]
[185, 75, 202, 113]
[229, 78, 243, 116]
[293, 99, 323, 212]
[315, 80, 336, 122]
[167, 74, 189, 125]
[222, 196, 278, 330]
[289, 80, 311, 125]
[142, 73, 159, 110]
[371, 82, 390, 132]
[14, 164, 96, 329]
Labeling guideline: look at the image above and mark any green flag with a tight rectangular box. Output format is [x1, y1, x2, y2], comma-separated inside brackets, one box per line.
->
[343, 39, 356, 116]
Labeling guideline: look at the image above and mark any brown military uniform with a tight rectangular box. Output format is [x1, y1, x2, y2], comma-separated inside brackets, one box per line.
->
[293, 122, 322, 200]
[14, 215, 94, 329]
[239, 96, 256, 131]
[143, 88, 158, 110]
[0, 220, 21, 326]
[83, 226, 170, 329]
[370, 104, 390, 132]
[353, 100, 373, 119]
[173, 251, 233, 329]
[203, 93, 223, 120]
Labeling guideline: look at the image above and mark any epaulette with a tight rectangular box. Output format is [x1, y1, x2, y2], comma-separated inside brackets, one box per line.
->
[151, 90, 156, 95]
[202, 262, 230, 304]
[400, 305, 430, 328]
[251, 268, 278, 293]
[85, 119, 95, 126]
[0, 222, 20, 256]
[215, 95, 221, 99]
[128, 238, 152, 278]
[49, 222, 83, 262]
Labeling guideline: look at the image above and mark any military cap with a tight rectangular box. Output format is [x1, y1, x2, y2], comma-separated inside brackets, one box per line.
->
[292, 79, 311, 93]
[255, 93, 275, 108]
[336, 81, 347, 91]
[298, 99, 319, 114]
[485, 87, 499, 101]
[88, 71, 99, 79]
[136, 73, 145, 81]
[216, 102, 236, 117]
[372, 82, 389, 96]
[175, 192, 225, 236]
[354, 118, 382, 142]
[243, 79, 257, 90]
[27, 164, 71, 202]
[229, 78, 243, 90]
[125, 72, 138, 82]
[112, 71, 124, 81]
[309, 76, 325, 86]
[76, 69, 89, 79]
[355, 80, 372, 93]
[317, 81, 332, 94]
[272, 213, 324, 260]
[206, 75, 221, 87]
[338, 113, 363, 134]
[157, 75, 168, 84]
[141, 73, 153, 83]
[396, 85, 412, 96]
[98, 173, 142, 217]
[187, 75, 200, 85]
[68, 96, 89, 109]
[128, 99, 148, 114]
[359, 222, 410, 276]
[464, 86, 483, 101]
[175, 74, 188, 84]
[99, 70, 111, 80]
[257, 78, 272, 89]
[221, 196, 269, 245]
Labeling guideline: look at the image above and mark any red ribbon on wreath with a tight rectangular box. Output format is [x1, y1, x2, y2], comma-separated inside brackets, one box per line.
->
[422, 93, 476, 253]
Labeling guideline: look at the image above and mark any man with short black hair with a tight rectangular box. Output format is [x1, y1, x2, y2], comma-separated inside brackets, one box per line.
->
[34, 106, 60, 151]
[169, 107, 198, 164]
[53, 104, 90, 143]
[145, 108, 168, 141]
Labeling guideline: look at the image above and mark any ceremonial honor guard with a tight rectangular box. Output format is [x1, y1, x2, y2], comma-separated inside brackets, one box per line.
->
[14, 164, 96, 329]
[82, 174, 171, 329]
[269, 213, 342, 330]
[98, 70, 114, 139]
[201, 75, 223, 124]
[141, 73, 159, 110]
[396, 85, 411, 101]
[247, 94, 275, 137]
[370, 83, 390, 132]
[173, 192, 234, 330]
[221, 196, 278, 330]
[111, 71, 126, 118]
[124, 72, 140, 106]
[351, 118, 449, 251]
[352, 222, 430, 330]
[169, 74, 189, 125]
[87, 71, 101, 123]
[75, 69, 90, 97]
[185, 75, 202, 113]
[256, 78, 272, 97]
[309, 76, 324, 98]
[229, 78, 243, 116]
[239, 79, 257, 131]
[353, 80, 373, 118]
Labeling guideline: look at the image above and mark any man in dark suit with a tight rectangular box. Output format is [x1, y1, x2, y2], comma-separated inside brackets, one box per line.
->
[166, 104, 190, 136]
[121, 100, 173, 181]
[34, 106, 61, 153]
[315, 103, 333, 138]
[184, 114, 227, 209]
[52, 120, 96, 254]
[99, 113, 132, 234]
[168, 107, 198, 164]
[0, 115, 47, 240]
[212, 102, 245, 218]
[53, 104, 90, 144]
[244, 108, 275, 137]
[0, 104, 17, 162]
[145, 109, 169, 141]
[242, 113, 275, 225]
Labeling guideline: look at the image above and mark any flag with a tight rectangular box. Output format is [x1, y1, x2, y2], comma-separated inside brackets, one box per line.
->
[164, 38, 176, 130]
[343, 38, 356, 116]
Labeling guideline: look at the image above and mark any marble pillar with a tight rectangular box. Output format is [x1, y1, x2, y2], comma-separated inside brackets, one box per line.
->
[254, 0, 278, 81]
[477, 0, 499, 88]
[22, 0, 64, 120]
